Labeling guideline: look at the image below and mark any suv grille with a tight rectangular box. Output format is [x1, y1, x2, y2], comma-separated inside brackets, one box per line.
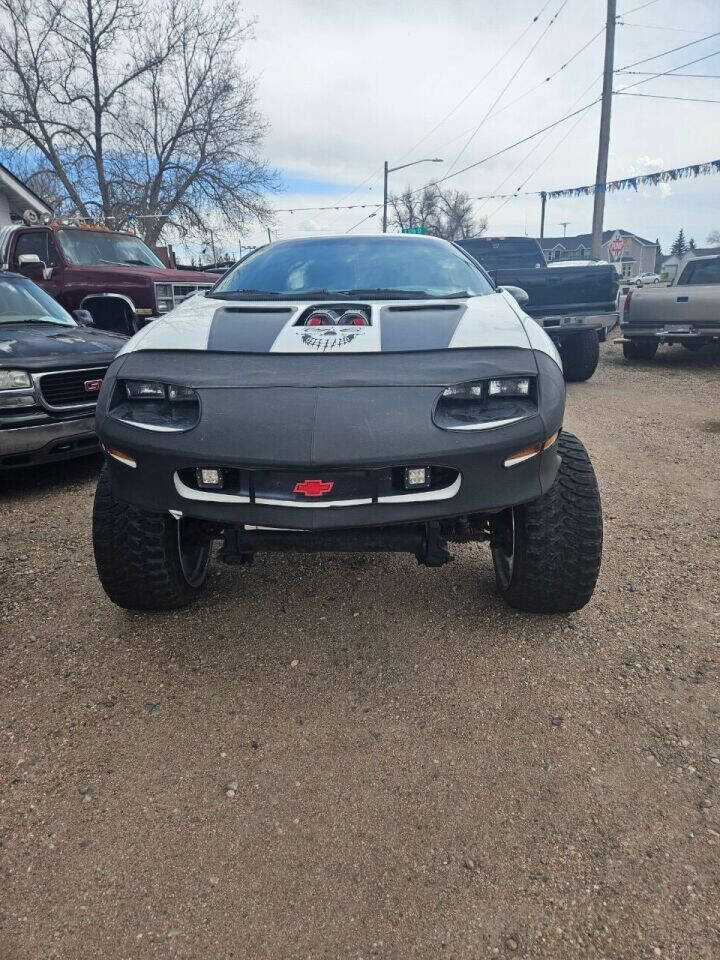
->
[36, 366, 108, 411]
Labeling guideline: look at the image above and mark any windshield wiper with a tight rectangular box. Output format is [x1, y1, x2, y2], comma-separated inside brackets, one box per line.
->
[342, 288, 471, 299]
[123, 258, 153, 266]
[0, 317, 68, 325]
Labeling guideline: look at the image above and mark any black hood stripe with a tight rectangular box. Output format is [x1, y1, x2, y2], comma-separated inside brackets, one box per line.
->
[379, 305, 465, 352]
[207, 308, 293, 352]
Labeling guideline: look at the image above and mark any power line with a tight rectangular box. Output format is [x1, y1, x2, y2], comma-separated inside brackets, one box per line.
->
[476, 72, 602, 216]
[432, 97, 602, 187]
[616, 30, 720, 71]
[618, 22, 709, 34]
[446, 0, 570, 174]
[616, 91, 720, 104]
[617, 70, 720, 77]
[327, 0, 557, 224]
[396, 0, 556, 164]
[615, 48, 720, 93]
[618, 0, 661, 14]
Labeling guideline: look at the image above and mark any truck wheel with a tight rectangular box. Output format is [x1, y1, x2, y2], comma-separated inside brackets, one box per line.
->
[93, 464, 212, 610]
[560, 329, 599, 382]
[682, 340, 706, 352]
[623, 339, 658, 362]
[491, 431, 602, 613]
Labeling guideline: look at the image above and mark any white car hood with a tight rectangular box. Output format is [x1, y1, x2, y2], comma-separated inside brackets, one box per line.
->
[119, 289, 559, 365]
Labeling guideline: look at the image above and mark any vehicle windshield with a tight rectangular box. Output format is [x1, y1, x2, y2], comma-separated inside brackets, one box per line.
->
[214, 236, 494, 299]
[459, 237, 546, 270]
[0, 275, 75, 326]
[57, 228, 164, 268]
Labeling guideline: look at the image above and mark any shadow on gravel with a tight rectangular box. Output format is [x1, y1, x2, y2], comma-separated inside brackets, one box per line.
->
[108, 547, 569, 681]
[606, 341, 720, 372]
[0, 452, 103, 501]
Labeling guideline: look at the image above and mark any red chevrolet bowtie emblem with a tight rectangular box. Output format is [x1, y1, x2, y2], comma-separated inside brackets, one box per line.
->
[293, 479, 334, 498]
[84, 378, 103, 393]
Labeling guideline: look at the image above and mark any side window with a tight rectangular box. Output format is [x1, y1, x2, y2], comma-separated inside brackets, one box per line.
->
[13, 231, 58, 268]
[679, 258, 720, 285]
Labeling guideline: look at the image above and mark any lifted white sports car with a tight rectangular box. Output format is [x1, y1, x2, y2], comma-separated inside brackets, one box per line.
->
[92, 235, 603, 613]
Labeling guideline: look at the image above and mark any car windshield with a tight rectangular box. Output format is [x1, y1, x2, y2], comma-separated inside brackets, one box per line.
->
[57, 229, 164, 268]
[214, 236, 494, 299]
[0, 275, 75, 326]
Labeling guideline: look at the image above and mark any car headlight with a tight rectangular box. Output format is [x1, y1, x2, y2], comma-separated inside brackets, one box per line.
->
[155, 283, 174, 314]
[434, 377, 536, 431]
[0, 369, 38, 410]
[0, 369, 32, 389]
[109, 379, 200, 431]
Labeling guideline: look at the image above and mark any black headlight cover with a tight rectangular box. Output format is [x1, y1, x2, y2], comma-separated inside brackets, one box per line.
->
[433, 377, 537, 430]
[109, 379, 201, 431]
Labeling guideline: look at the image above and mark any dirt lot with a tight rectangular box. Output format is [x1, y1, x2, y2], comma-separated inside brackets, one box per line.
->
[1, 342, 719, 960]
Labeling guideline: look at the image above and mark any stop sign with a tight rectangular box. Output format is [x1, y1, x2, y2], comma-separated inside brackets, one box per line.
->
[609, 233, 625, 260]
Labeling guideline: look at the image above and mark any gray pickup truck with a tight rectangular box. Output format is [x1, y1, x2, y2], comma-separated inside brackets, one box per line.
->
[620, 254, 720, 360]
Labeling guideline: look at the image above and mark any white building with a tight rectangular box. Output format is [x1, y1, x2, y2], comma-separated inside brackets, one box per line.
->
[0, 163, 52, 226]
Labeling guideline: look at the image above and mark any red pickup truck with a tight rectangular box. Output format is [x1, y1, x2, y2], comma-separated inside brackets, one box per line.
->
[0, 223, 220, 335]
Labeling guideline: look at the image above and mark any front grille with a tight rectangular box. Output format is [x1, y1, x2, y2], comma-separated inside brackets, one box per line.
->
[173, 283, 212, 305]
[36, 366, 108, 410]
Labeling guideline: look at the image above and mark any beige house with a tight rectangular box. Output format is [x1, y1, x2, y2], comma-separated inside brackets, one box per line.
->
[539, 230, 658, 279]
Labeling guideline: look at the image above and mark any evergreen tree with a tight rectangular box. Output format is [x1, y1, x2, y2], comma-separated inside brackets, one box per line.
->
[689, 237, 697, 252]
[654, 238, 663, 273]
[670, 229, 687, 257]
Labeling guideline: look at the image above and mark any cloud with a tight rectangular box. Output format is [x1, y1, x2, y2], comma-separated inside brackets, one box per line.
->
[235, 0, 720, 248]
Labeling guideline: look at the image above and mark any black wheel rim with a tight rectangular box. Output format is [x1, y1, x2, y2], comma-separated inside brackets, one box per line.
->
[177, 519, 211, 587]
[491, 508, 515, 590]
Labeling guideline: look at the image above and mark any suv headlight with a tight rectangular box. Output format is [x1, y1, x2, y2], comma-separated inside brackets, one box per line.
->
[0, 369, 37, 410]
[155, 283, 174, 314]
[0, 369, 31, 389]
[434, 377, 536, 431]
[109, 379, 200, 431]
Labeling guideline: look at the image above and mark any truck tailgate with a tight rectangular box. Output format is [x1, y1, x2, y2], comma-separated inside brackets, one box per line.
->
[629, 284, 720, 325]
[493, 265, 618, 318]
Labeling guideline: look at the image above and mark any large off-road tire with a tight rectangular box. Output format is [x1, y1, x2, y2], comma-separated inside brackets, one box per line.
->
[682, 340, 707, 352]
[560, 329, 600, 382]
[93, 464, 212, 610]
[491, 431, 602, 613]
[623, 338, 658, 362]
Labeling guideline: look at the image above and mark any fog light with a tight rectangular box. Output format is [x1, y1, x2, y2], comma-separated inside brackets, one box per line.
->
[197, 467, 223, 489]
[488, 377, 530, 396]
[404, 467, 431, 489]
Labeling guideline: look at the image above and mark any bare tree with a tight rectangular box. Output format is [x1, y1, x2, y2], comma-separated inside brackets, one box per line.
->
[0, 0, 276, 242]
[707, 229, 720, 246]
[389, 184, 486, 241]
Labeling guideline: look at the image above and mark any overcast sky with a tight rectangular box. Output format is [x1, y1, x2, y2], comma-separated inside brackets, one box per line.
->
[213, 0, 720, 252]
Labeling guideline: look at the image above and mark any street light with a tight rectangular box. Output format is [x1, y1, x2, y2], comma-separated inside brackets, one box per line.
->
[382, 158, 443, 233]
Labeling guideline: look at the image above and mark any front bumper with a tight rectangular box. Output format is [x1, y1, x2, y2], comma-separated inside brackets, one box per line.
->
[0, 414, 99, 468]
[97, 347, 565, 530]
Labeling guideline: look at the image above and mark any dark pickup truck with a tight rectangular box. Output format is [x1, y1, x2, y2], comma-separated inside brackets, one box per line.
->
[0, 223, 219, 336]
[457, 237, 619, 381]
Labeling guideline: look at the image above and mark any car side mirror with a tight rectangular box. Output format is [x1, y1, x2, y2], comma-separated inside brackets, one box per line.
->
[499, 285, 530, 307]
[16, 253, 46, 282]
[73, 309, 94, 326]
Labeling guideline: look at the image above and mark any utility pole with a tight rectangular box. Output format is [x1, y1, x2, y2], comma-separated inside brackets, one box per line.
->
[591, 0, 617, 260]
[539, 192, 547, 238]
[382, 161, 389, 233]
[559, 221, 571, 238]
[382, 158, 443, 233]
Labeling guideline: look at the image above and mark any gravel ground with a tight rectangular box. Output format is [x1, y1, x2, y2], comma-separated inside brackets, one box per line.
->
[1, 341, 719, 960]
